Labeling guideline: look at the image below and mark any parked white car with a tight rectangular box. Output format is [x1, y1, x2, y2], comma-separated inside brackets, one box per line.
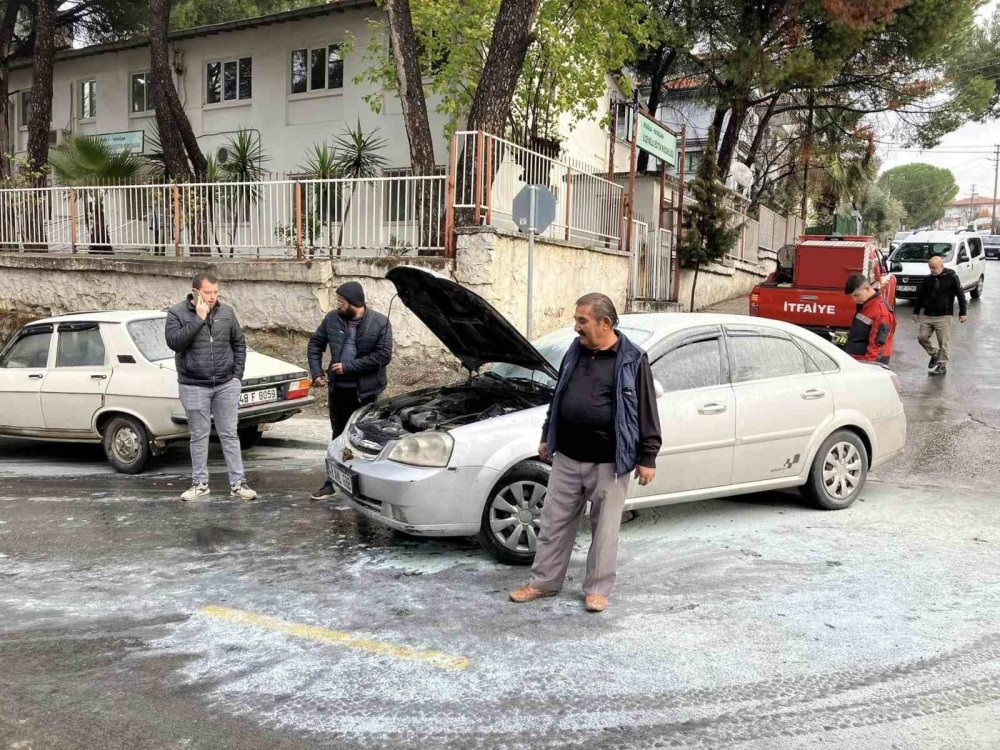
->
[889, 229, 986, 301]
[326, 266, 907, 564]
[0, 310, 315, 473]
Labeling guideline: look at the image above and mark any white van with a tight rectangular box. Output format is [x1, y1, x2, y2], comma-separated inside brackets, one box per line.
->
[889, 229, 986, 301]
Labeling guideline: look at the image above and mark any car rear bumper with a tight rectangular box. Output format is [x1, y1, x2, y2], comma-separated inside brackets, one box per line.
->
[171, 396, 315, 425]
[985, 248, 999, 259]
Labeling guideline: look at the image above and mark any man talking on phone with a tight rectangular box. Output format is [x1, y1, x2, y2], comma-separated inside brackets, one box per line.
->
[307, 281, 393, 501]
[165, 271, 257, 502]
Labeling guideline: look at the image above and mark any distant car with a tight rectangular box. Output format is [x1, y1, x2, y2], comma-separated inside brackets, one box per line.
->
[889, 229, 987, 300]
[326, 266, 907, 565]
[0, 311, 315, 473]
[983, 235, 1000, 260]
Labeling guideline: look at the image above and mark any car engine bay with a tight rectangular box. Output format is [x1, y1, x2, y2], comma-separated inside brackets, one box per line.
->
[348, 375, 551, 450]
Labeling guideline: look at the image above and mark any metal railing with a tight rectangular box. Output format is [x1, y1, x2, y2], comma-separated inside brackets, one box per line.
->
[450, 131, 624, 249]
[629, 224, 674, 302]
[0, 175, 447, 258]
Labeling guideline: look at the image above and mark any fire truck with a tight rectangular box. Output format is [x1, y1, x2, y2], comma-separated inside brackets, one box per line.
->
[749, 235, 897, 343]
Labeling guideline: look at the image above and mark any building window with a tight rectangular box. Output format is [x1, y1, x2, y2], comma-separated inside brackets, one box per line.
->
[131, 72, 155, 113]
[19, 90, 30, 127]
[291, 45, 342, 94]
[207, 57, 252, 104]
[80, 79, 97, 119]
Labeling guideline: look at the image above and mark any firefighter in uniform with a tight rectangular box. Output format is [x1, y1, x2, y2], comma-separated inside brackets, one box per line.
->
[843, 273, 896, 364]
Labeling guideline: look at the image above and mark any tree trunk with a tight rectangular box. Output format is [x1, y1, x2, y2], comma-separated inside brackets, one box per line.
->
[384, 0, 438, 253]
[466, 0, 542, 134]
[0, 0, 23, 182]
[717, 97, 748, 181]
[689, 259, 700, 312]
[90, 194, 112, 254]
[743, 92, 780, 169]
[26, 0, 54, 175]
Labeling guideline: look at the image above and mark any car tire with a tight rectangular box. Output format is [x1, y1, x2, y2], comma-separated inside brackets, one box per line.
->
[971, 276, 984, 299]
[801, 430, 868, 510]
[102, 415, 152, 474]
[238, 425, 264, 449]
[478, 460, 550, 565]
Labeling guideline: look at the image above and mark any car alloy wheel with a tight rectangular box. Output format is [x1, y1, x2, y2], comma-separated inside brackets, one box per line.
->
[489, 479, 546, 554]
[112, 424, 142, 464]
[821, 441, 863, 500]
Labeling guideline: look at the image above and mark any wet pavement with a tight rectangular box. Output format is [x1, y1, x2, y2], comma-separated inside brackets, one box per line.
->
[2, 265, 1000, 749]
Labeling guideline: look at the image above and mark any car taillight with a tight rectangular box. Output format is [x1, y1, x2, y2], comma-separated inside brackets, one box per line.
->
[749, 293, 759, 316]
[286, 377, 312, 400]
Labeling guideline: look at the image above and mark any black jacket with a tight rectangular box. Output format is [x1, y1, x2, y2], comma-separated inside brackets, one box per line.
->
[914, 269, 967, 317]
[307, 309, 393, 399]
[164, 296, 246, 387]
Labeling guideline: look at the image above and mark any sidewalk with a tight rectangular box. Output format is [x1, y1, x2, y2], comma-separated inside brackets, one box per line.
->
[702, 294, 749, 315]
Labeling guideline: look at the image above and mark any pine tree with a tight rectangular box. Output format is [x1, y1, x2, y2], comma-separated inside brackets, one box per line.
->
[679, 130, 739, 311]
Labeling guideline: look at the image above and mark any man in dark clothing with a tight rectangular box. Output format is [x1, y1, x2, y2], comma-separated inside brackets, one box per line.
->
[307, 281, 393, 499]
[913, 256, 968, 376]
[509, 293, 661, 614]
[843, 274, 896, 365]
[164, 271, 256, 502]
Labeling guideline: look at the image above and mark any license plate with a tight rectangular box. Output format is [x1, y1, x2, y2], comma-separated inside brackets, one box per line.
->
[898, 285, 916, 292]
[330, 461, 357, 495]
[239, 388, 278, 407]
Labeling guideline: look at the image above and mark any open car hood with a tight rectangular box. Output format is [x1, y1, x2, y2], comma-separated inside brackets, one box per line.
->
[386, 265, 559, 379]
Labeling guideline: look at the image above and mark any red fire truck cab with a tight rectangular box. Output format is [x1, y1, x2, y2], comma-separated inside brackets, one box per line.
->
[749, 235, 896, 342]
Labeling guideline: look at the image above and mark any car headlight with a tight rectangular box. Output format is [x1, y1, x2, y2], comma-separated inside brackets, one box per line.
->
[387, 432, 454, 467]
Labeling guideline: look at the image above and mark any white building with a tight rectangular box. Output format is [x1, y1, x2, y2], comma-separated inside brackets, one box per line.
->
[7, 0, 618, 176]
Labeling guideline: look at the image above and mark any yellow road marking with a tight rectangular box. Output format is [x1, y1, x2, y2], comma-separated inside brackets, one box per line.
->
[200, 605, 470, 671]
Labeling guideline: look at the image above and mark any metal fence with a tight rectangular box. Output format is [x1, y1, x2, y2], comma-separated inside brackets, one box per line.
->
[0, 175, 447, 258]
[450, 131, 624, 249]
[629, 225, 674, 302]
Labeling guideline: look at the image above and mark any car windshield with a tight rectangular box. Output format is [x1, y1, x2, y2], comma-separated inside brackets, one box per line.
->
[893, 242, 954, 263]
[489, 326, 654, 387]
[127, 318, 173, 362]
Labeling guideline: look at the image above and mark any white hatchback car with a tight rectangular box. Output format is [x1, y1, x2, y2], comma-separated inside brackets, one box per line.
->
[326, 267, 907, 564]
[0, 310, 315, 473]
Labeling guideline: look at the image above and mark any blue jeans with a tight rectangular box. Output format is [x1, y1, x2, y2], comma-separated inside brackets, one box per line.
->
[179, 378, 245, 486]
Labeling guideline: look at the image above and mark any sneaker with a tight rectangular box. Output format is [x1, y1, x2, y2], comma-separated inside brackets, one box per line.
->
[230, 480, 257, 501]
[930, 363, 948, 377]
[310, 481, 337, 501]
[928, 355, 939, 371]
[181, 483, 210, 502]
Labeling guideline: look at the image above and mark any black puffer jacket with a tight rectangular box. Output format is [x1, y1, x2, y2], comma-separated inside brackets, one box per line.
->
[307, 309, 392, 400]
[914, 269, 968, 317]
[165, 296, 247, 387]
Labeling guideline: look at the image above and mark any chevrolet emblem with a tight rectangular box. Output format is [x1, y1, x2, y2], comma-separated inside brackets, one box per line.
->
[342, 447, 354, 462]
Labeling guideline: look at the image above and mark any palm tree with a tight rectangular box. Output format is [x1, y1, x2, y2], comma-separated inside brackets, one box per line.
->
[331, 120, 388, 253]
[298, 143, 339, 256]
[216, 128, 269, 257]
[49, 136, 147, 254]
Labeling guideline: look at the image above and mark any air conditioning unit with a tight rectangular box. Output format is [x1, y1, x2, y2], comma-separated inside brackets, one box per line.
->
[48, 128, 71, 146]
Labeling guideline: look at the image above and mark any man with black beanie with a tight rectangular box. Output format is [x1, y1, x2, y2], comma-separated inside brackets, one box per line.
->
[307, 281, 393, 500]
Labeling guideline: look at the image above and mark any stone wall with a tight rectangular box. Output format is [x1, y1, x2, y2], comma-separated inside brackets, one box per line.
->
[676, 251, 777, 312]
[0, 229, 631, 374]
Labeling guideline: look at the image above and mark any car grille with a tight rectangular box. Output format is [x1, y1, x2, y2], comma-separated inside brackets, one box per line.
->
[896, 275, 925, 285]
[353, 496, 383, 513]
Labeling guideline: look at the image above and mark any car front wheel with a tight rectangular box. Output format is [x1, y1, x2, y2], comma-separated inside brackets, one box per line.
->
[102, 415, 152, 474]
[802, 430, 868, 510]
[478, 460, 550, 565]
[972, 276, 984, 299]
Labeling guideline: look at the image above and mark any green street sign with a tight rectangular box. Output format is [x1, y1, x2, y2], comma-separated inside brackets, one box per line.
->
[94, 130, 145, 154]
[636, 116, 676, 167]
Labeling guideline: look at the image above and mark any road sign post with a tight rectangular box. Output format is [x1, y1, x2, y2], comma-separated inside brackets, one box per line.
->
[513, 184, 557, 340]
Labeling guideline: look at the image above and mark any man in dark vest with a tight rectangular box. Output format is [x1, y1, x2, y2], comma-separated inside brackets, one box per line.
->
[307, 281, 393, 500]
[509, 293, 661, 613]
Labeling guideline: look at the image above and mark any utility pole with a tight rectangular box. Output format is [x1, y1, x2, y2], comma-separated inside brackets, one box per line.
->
[969, 184, 977, 227]
[992, 145, 999, 233]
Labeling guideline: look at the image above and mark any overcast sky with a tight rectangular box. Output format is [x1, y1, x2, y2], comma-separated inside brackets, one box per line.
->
[877, 0, 1000, 203]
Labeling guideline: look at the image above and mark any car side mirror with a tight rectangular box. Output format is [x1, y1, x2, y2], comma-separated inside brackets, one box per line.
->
[653, 380, 665, 398]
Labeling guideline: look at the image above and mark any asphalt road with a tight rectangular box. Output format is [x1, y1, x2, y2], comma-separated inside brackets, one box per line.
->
[1, 264, 999, 749]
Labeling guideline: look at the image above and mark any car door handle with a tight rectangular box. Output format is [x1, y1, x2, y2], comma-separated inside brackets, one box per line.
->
[91, 374, 108, 380]
[28, 373, 44, 380]
[698, 402, 727, 415]
[802, 389, 825, 400]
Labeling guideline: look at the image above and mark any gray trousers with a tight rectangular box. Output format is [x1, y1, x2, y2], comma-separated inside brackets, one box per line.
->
[918, 315, 954, 364]
[530, 454, 631, 597]
[179, 378, 245, 486]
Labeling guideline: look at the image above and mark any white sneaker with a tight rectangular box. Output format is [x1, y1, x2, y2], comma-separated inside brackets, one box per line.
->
[230, 480, 257, 501]
[181, 483, 210, 502]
